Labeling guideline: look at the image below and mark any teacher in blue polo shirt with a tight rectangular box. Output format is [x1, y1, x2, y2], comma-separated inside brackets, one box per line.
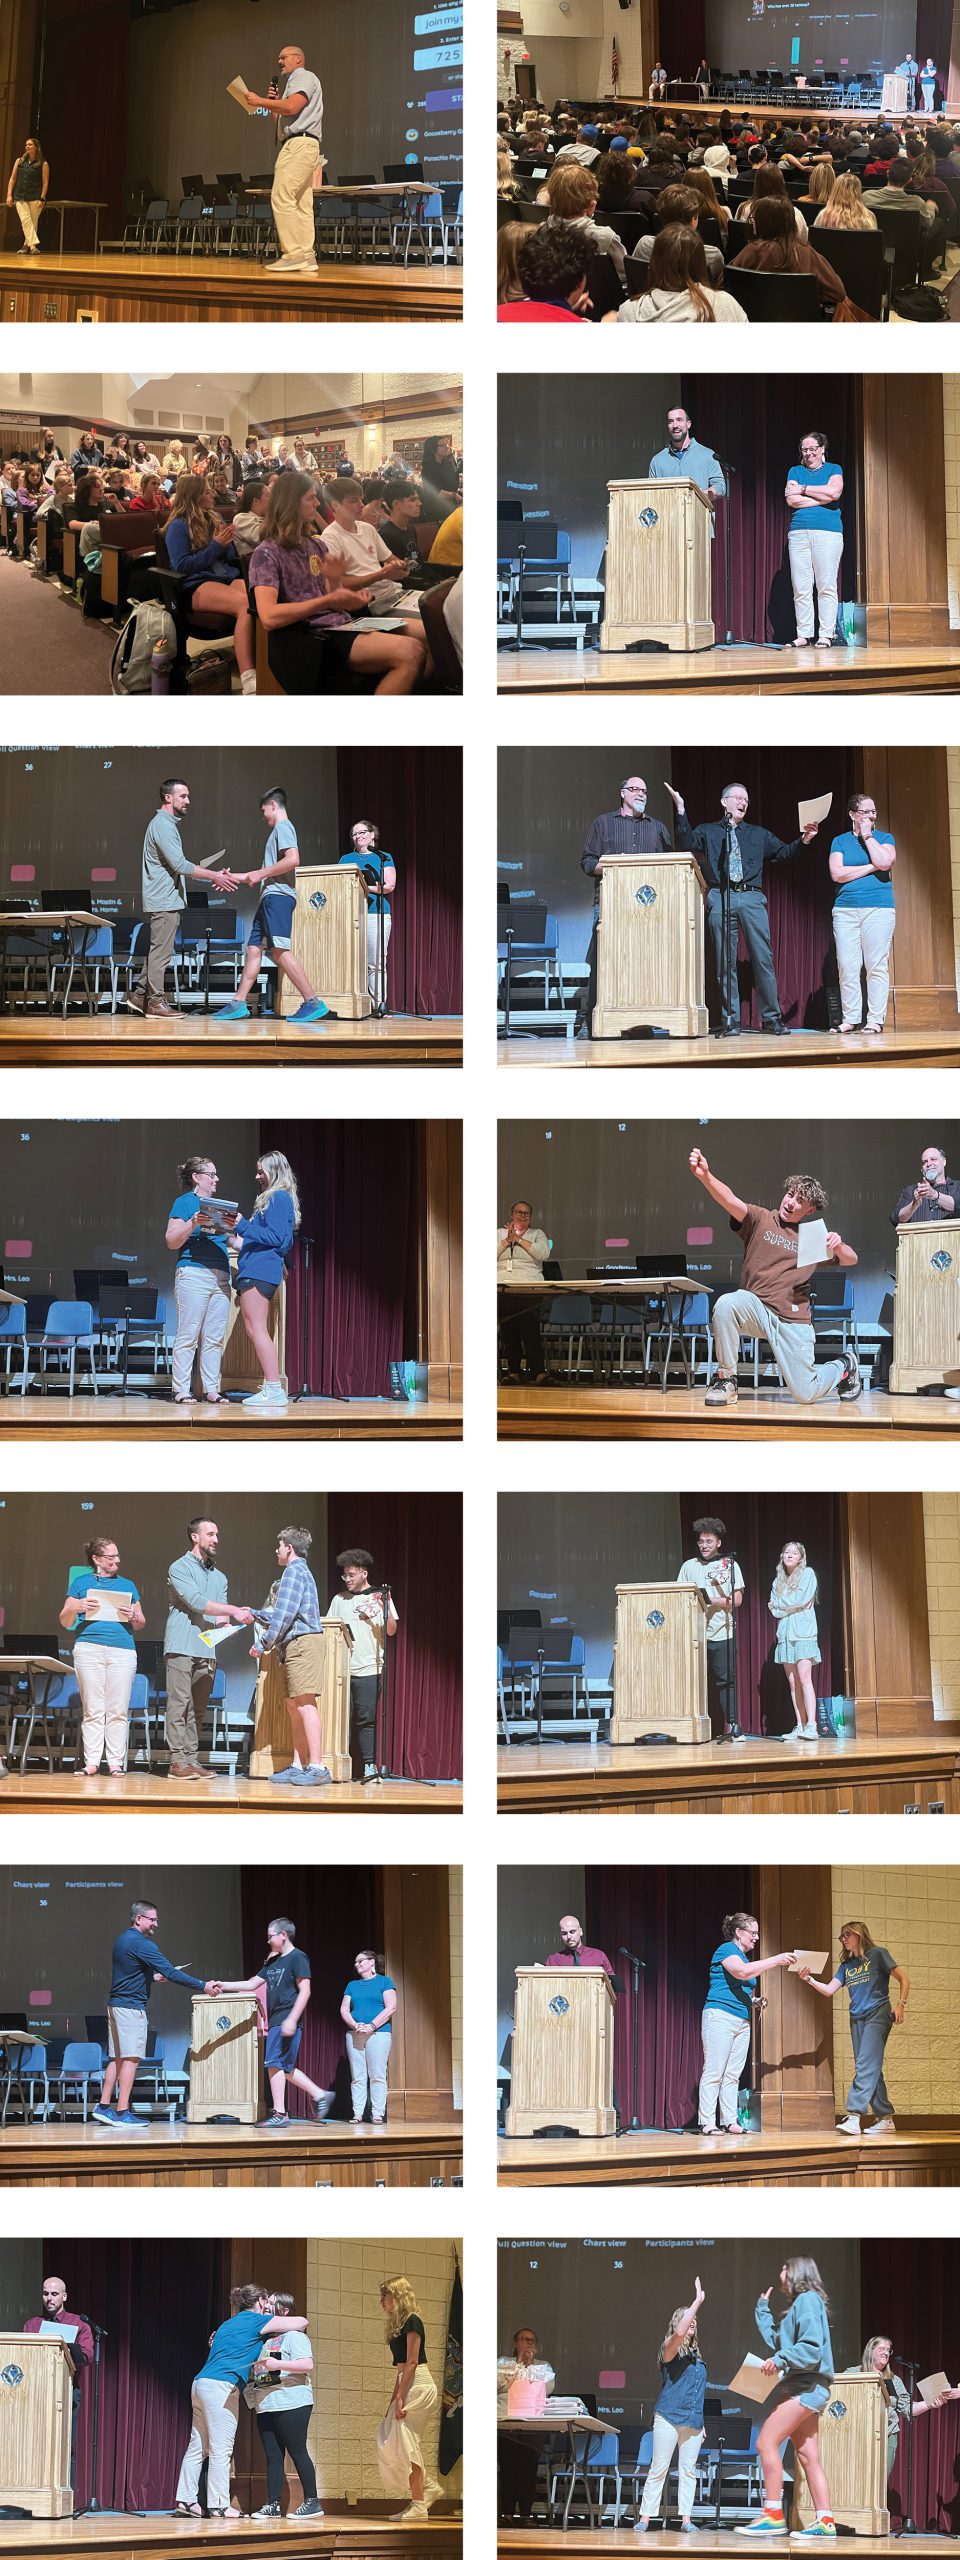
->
[785, 429, 844, 649]
[829, 790, 896, 1035]
[649, 403, 726, 535]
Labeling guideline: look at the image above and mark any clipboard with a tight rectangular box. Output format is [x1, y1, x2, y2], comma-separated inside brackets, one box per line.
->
[729, 2354, 779, 2405]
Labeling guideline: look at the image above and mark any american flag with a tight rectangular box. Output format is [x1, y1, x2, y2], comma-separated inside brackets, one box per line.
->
[612, 32, 620, 90]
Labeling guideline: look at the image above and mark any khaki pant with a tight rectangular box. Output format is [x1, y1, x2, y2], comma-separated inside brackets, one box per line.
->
[698, 2005, 750, 2132]
[75, 1642, 137, 1771]
[832, 903, 896, 1031]
[640, 2415, 705, 2519]
[173, 1264, 231, 1399]
[271, 136, 320, 262]
[135, 907, 180, 1002]
[788, 526, 844, 644]
[164, 1653, 215, 1764]
[366, 909, 392, 1005]
[176, 2377, 240, 2513]
[347, 2024, 391, 2122]
[15, 200, 41, 250]
[283, 1630, 326, 1696]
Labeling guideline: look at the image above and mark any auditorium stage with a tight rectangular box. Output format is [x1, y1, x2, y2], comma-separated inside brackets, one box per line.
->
[0, 249, 462, 326]
[497, 1731, 960, 1817]
[499, 1384, 959, 1442]
[496, 643, 960, 697]
[500, 1025, 960, 1068]
[0, 1770, 461, 1814]
[500, 2535, 946, 2557]
[631, 97, 957, 128]
[0, 2116, 461, 2189]
[0, 2515, 460, 2557]
[0, 1016, 463, 1070]
[497, 2123, 960, 2188]
[0, 1393, 461, 1442]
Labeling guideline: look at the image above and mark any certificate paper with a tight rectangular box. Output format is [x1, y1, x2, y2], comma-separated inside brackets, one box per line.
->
[796, 1217, 829, 1277]
[798, 793, 833, 832]
[729, 2354, 779, 2405]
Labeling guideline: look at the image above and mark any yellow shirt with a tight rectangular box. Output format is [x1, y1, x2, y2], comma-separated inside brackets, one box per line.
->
[429, 506, 463, 569]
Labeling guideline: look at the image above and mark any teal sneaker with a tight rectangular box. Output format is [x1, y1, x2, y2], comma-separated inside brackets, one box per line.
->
[287, 1000, 330, 1023]
[217, 1001, 251, 1020]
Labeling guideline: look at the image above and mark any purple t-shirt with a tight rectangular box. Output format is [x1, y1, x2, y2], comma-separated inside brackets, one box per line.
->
[247, 534, 351, 629]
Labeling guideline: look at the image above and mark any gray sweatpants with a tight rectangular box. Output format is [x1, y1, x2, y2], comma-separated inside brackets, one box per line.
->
[847, 2009, 894, 2117]
[712, 1291, 846, 1404]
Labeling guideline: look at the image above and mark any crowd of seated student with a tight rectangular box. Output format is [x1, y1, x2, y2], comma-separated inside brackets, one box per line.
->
[1, 421, 464, 687]
[498, 97, 959, 312]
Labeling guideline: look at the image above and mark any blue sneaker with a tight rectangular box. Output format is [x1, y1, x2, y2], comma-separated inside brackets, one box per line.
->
[269, 1765, 301, 1784]
[287, 999, 330, 1023]
[115, 2110, 150, 2129]
[216, 1002, 251, 1020]
[92, 2103, 119, 2127]
[288, 1764, 332, 1787]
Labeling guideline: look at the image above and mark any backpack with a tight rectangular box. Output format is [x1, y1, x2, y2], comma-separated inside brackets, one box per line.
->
[893, 282, 947, 321]
[109, 597, 176, 694]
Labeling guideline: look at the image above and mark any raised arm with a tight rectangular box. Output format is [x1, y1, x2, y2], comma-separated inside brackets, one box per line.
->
[688, 1146, 749, 1224]
[662, 2277, 704, 2358]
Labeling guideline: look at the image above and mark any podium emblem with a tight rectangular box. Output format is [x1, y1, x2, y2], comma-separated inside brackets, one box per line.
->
[635, 885, 657, 907]
[646, 1610, 665, 1630]
[548, 1994, 570, 2016]
[217, 2015, 232, 2033]
[637, 507, 659, 529]
[827, 2397, 847, 2420]
[309, 890, 328, 910]
[1, 2364, 23, 2385]
[931, 1250, 953, 1271]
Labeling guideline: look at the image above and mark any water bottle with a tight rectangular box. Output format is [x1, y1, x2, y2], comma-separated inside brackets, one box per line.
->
[150, 638, 174, 694]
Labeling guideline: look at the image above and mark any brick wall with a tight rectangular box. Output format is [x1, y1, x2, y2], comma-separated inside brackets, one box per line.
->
[304, 2236, 463, 2504]
[923, 1489, 960, 1718]
[830, 1867, 960, 2115]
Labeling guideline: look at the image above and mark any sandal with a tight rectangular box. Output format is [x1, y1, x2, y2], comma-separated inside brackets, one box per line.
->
[175, 2504, 202, 2518]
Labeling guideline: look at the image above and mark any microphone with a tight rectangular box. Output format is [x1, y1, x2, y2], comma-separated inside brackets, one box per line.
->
[618, 1945, 646, 1967]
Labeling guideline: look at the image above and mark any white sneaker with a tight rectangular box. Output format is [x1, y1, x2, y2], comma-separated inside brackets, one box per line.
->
[241, 1384, 289, 1411]
[865, 2117, 895, 2135]
[836, 2114, 861, 2135]
[424, 2484, 442, 2509]
[395, 2503, 428, 2521]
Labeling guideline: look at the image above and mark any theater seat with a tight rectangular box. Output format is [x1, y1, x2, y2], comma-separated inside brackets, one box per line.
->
[418, 577, 462, 691]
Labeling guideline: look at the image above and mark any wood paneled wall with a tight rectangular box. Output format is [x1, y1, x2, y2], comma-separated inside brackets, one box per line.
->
[854, 748, 958, 1030]
[862, 376, 952, 647]
[844, 1490, 935, 1735]
[756, 1866, 835, 2131]
[382, 1867, 455, 2119]
[0, 0, 39, 225]
[418, 1122, 463, 1401]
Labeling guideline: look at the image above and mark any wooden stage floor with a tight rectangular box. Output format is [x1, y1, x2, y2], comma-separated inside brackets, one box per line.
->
[497, 642, 960, 697]
[499, 1383, 960, 1442]
[0, 1017, 462, 1069]
[500, 1025, 960, 1068]
[0, 1394, 461, 1442]
[496, 1731, 960, 1816]
[0, 1769, 461, 1814]
[500, 2535, 946, 2557]
[0, 2115, 461, 2189]
[0, 2516, 460, 2558]
[497, 2123, 960, 2188]
[0, 248, 462, 325]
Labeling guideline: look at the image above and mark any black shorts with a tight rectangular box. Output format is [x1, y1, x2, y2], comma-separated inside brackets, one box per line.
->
[235, 1274, 280, 1301]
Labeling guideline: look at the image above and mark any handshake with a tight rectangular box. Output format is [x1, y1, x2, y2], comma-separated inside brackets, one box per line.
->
[202, 867, 256, 895]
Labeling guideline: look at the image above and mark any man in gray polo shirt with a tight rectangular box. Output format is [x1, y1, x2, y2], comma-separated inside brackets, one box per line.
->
[244, 44, 324, 277]
[164, 1516, 254, 1778]
[126, 778, 234, 1021]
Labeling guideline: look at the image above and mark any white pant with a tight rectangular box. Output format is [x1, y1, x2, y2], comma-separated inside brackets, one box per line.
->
[788, 527, 843, 643]
[699, 2005, 750, 2131]
[347, 2026, 391, 2122]
[15, 200, 41, 249]
[271, 134, 320, 261]
[367, 909, 392, 1004]
[832, 903, 896, 1029]
[173, 1263, 231, 1399]
[75, 1643, 137, 1771]
[176, 2376, 239, 2512]
[640, 2414, 705, 2519]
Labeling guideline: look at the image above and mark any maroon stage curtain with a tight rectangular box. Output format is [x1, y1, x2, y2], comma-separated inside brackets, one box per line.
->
[861, 2243, 960, 2530]
[664, 0, 707, 76]
[584, 1865, 751, 2128]
[37, 0, 130, 238]
[239, 1865, 377, 2118]
[326, 1491, 463, 1781]
[915, 1, 952, 101]
[676, 746, 857, 1030]
[258, 1119, 420, 1400]
[335, 747, 462, 1017]
[41, 2238, 227, 2511]
[679, 376, 858, 649]
[677, 1492, 845, 1737]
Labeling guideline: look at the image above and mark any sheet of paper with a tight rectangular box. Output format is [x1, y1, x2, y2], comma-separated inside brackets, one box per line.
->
[728, 2354, 779, 2405]
[228, 76, 256, 113]
[793, 1948, 830, 1975]
[198, 1621, 246, 1650]
[919, 2371, 952, 2407]
[195, 849, 228, 871]
[82, 1588, 129, 1624]
[796, 1216, 829, 1277]
[798, 792, 833, 832]
[39, 2321, 79, 2342]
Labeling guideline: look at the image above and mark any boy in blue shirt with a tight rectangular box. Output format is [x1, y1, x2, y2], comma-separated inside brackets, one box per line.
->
[828, 792, 896, 1035]
[218, 787, 329, 1026]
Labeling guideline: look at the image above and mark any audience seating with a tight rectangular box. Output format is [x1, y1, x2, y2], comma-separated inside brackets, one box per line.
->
[723, 265, 822, 318]
[816, 223, 894, 314]
[873, 201, 923, 290]
[418, 577, 461, 690]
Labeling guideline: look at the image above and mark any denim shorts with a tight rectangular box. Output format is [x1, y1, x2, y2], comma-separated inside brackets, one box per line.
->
[265, 2019, 301, 2074]
[249, 891, 296, 953]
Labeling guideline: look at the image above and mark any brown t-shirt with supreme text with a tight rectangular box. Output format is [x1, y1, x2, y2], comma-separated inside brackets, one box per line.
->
[736, 1203, 820, 1325]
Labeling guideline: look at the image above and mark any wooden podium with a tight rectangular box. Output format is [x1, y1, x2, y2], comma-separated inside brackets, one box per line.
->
[188, 1992, 261, 2123]
[220, 1274, 286, 1394]
[602, 476, 714, 654]
[882, 72, 910, 109]
[280, 864, 371, 1020]
[795, 2372, 889, 2535]
[610, 1582, 711, 1746]
[505, 1965, 617, 2138]
[889, 1219, 960, 1392]
[249, 1616, 351, 1780]
[592, 853, 708, 1039]
[0, 2330, 75, 2517]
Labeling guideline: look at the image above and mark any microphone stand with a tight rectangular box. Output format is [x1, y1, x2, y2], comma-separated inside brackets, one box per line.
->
[82, 2324, 112, 2516]
[719, 1541, 741, 1739]
[714, 461, 751, 651]
[291, 1228, 314, 1400]
[894, 2358, 920, 2537]
[617, 1947, 647, 2130]
[498, 920, 514, 1041]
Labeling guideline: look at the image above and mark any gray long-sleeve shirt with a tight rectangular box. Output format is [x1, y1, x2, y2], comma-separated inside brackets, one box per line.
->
[755, 2290, 833, 2385]
[164, 1549, 229, 1660]
[142, 808, 194, 914]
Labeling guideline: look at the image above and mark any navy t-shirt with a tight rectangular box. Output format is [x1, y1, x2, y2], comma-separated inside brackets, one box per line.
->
[836, 1945, 896, 2017]
[257, 1946, 310, 2020]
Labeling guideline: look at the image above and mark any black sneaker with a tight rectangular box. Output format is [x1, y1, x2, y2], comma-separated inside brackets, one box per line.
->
[254, 2505, 282, 2519]
[837, 1349, 862, 1400]
[295, 2500, 325, 2517]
